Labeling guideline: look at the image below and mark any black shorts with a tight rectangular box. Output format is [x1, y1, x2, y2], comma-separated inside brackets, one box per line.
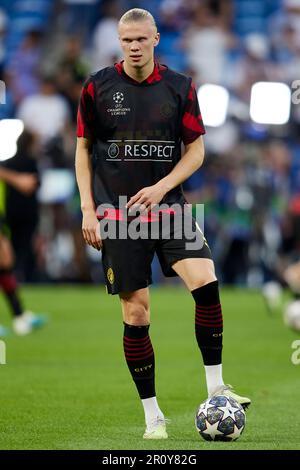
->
[0, 215, 7, 235]
[100, 212, 212, 295]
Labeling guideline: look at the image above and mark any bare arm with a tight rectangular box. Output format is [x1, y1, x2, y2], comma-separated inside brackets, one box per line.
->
[126, 136, 205, 211]
[75, 137, 101, 250]
[158, 136, 205, 193]
[0, 166, 38, 195]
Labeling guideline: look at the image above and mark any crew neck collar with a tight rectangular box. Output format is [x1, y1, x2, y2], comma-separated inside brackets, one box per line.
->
[114, 60, 167, 85]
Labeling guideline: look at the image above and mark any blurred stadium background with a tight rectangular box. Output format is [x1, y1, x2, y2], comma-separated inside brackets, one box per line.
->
[1, 0, 300, 288]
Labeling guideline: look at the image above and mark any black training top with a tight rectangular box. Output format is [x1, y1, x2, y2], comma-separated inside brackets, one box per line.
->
[77, 61, 205, 209]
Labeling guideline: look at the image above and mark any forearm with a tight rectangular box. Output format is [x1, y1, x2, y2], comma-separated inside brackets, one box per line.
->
[75, 138, 95, 212]
[159, 137, 205, 193]
[0, 166, 18, 188]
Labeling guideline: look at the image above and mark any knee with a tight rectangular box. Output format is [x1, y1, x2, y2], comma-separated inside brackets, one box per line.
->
[125, 305, 149, 325]
[190, 272, 217, 291]
[121, 298, 150, 325]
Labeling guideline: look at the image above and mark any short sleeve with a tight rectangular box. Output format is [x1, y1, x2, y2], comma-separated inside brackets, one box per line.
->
[77, 78, 96, 140]
[181, 82, 205, 145]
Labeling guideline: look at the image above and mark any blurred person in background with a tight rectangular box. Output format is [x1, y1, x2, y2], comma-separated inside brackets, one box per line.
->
[62, 0, 101, 42]
[0, 145, 46, 336]
[0, 8, 7, 76]
[91, 0, 123, 72]
[184, 0, 235, 84]
[228, 33, 274, 101]
[263, 191, 300, 313]
[17, 75, 71, 149]
[5, 29, 44, 105]
[17, 75, 73, 170]
[4, 130, 40, 282]
[54, 36, 90, 124]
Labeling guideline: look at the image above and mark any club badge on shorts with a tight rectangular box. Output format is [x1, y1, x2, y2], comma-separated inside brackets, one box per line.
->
[107, 268, 114, 284]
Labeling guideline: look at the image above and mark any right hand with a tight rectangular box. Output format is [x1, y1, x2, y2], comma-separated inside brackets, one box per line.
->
[13, 173, 38, 195]
[82, 208, 102, 251]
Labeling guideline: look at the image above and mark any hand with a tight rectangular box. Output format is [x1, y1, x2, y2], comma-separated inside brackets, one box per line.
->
[13, 173, 38, 195]
[126, 183, 167, 214]
[82, 208, 102, 251]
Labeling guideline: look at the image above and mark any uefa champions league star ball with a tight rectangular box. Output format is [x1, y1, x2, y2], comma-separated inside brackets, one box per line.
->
[113, 92, 124, 104]
[195, 395, 246, 441]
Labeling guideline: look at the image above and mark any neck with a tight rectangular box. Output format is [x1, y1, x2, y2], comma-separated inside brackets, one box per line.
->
[123, 59, 155, 83]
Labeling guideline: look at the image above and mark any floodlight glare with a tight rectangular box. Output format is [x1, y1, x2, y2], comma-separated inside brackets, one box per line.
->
[0, 119, 24, 161]
[250, 82, 291, 125]
[197, 84, 229, 127]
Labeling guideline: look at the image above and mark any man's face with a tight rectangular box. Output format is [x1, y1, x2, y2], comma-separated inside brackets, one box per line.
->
[118, 20, 160, 69]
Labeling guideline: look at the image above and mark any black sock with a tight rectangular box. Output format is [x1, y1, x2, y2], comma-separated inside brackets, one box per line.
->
[0, 269, 23, 317]
[192, 280, 223, 366]
[123, 323, 155, 400]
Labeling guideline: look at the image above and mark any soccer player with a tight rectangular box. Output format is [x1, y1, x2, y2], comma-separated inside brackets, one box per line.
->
[0, 165, 45, 335]
[75, 8, 251, 439]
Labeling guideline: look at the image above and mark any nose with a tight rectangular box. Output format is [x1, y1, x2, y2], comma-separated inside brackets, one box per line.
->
[130, 41, 140, 52]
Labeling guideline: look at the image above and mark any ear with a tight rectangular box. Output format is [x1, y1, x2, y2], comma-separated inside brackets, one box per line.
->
[154, 32, 160, 47]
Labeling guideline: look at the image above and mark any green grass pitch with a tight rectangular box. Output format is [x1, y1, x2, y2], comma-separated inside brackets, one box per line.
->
[0, 285, 299, 450]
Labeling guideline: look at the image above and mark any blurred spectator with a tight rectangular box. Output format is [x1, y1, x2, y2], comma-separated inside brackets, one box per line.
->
[62, 0, 101, 40]
[227, 33, 275, 101]
[17, 76, 71, 146]
[0, 8, 7, 76]
[54, 36, 90, 124]
[0, 72, 15, 119]
[3, 130, 40, 282]
[6, 30, 44, 105]
[184, 1, 235, 83]
[91, 0, 123, 72]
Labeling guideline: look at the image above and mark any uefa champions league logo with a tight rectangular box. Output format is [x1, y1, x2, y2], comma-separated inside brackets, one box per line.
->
[113, 92, 124, 105]
[108, 143, 120, 158]
[107, 92, 130, 116]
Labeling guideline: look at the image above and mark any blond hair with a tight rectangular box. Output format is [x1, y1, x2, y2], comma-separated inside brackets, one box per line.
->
[119, 8, 157, 30]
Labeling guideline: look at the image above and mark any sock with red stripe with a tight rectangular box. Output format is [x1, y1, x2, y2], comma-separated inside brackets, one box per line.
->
[192, 280, 224, 395]
[123, 323, 156, 400]
[0, 269, 23, 317]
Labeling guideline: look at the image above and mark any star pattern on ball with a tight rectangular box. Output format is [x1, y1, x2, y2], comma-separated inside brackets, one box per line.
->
[113, 92, 124, 104]
[195, 395, 246, 441]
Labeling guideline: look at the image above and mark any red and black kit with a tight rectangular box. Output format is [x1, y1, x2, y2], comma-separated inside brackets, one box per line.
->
[77, 62, 211, 294]
[77, 62, 205, 208]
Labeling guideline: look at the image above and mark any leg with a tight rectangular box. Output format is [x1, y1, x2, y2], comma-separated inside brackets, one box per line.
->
[171, 257, 216, 291]
[119, 287, 167, 439]
[173, 257, 251, 408]
[0, 233, 47, 335]
[172, 258, 224, 395]
[9, 221, 38, 282]
[0, 233, 24, 317]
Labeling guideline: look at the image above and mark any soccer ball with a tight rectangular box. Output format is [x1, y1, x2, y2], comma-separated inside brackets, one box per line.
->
[195, 395, 246, 441]
[283, 300, 300, 331]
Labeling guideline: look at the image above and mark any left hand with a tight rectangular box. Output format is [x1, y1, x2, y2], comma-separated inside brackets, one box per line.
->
[126, 183, 167, 214]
